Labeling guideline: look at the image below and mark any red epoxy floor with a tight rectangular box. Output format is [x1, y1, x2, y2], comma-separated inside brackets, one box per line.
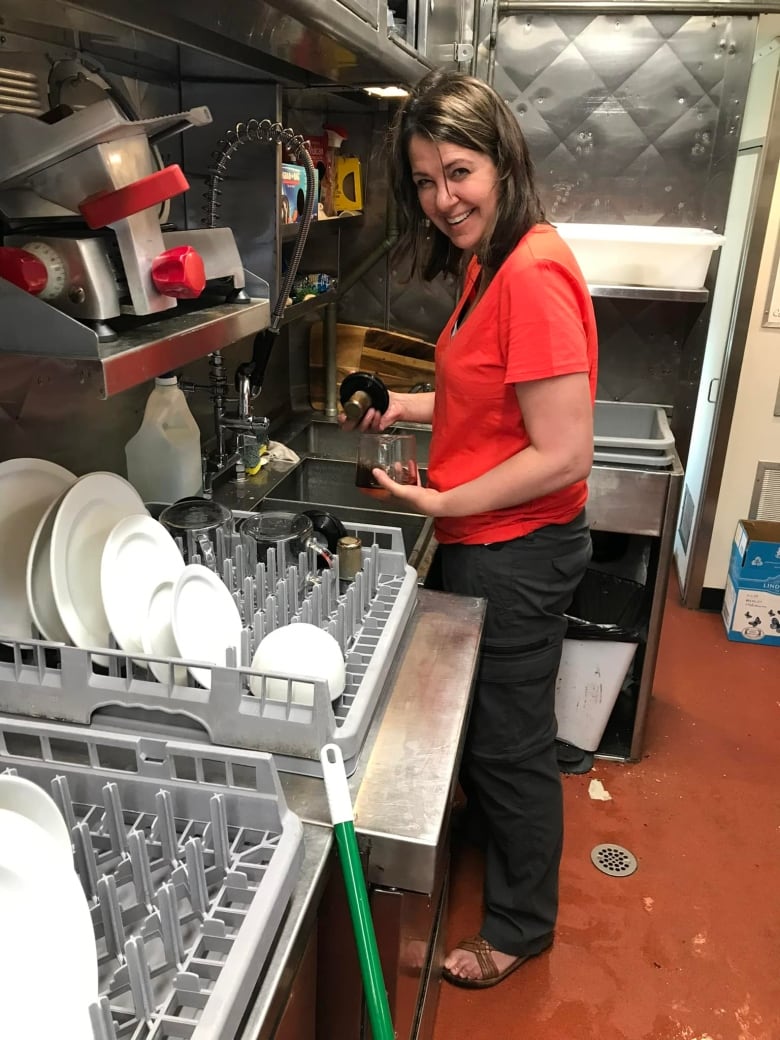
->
[432, 578, 780, 1040]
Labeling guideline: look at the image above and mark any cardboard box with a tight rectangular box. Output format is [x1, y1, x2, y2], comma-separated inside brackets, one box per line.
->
[281, 164, 318, 224]
[722, 520, 780, 646]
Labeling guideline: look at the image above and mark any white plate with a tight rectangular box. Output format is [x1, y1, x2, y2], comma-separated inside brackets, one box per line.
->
[142, 580, 188, 685]
[49, 472, 147, 651]
[0, 809, 98, 1039]
[172, 564, 243, 689]
[0, 774, 72, 863]
[0, 458, 77, 640]
[26, 490, 71, 643]
[101, 515, 185, 656]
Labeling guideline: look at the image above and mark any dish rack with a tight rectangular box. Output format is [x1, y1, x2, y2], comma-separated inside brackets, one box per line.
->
[0, 517, 417, 777]
[0, 715, 304, 1040]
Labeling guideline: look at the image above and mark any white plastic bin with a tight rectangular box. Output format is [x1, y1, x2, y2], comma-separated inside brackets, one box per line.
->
[593, 401, 675, 467]
[556, 223, 724, 289]
[554, 638, 638, 752]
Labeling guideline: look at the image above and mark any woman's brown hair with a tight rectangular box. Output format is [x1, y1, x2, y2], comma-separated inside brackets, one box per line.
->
[390, 69, 546, 281]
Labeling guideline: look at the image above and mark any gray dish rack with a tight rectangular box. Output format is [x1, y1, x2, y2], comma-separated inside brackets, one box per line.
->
[593, 401, 675, 467]
[0, 716, 304, 1040]
[0, 517, 417, 777]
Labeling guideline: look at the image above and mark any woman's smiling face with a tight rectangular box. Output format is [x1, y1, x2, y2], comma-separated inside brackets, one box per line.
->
[408, 134, 500, 253]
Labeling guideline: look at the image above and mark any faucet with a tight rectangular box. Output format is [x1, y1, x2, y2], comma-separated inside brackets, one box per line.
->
[181, 352, 270, 492]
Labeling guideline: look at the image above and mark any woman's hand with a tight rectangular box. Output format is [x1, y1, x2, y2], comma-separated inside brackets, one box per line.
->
[338, 390, 409, 433]
[368, 467, 448, 517]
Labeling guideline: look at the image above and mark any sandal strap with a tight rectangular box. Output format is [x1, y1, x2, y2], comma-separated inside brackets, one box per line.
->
[455, 934, 499, 981]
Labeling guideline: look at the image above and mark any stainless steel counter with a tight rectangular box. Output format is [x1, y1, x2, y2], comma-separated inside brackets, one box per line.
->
[238, 588, 485, 1039]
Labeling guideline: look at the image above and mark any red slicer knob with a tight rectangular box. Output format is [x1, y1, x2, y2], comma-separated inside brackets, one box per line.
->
[0, 246, 48, 294]
[151, 245, 206, 299]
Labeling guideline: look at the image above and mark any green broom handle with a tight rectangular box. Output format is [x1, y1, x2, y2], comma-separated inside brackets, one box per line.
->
[321, 744, 395, 1040]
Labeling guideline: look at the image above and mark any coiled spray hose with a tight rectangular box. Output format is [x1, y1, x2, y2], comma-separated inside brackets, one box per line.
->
[202, 119, 317, 394]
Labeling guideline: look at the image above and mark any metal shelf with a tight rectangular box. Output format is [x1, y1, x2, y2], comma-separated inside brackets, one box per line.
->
[281, 214, 363, 243]
[588, 283, 709, 303]
[281, 289, 337, 324]
[0, 275, 271, 398]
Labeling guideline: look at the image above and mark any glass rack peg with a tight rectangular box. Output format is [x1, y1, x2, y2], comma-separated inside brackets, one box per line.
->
[266, 547, 277, 591]
[360, 567, 371, 615]
[154, 789, 180, 866]
[233, 540, 246, 588]
[89, 996, 117, 1040]
[370, 542, 380, 597]
[256, 562, 267, 605]
[191, 551, 202, 566]
[299, 599, 311, 625]
[216, 527, 228, 573]
[287, 565, 299, 613]
[128, 829, 155, 910]
[97, 872, 127, 962]
[264, 593, 278, 631]
[209, 793, 231, 877]
[102, 782, 128, 857]
[240, 627, 251, 670]
[298, 550, 308, 584]
[244, 574, 255, 619]
[51, 773, 77, 833]
[354, 572, 366, 624]
[343, 587, 356, 643]
[278, 579, 290, 627]
[253, 608, 265, 644]
[222, 556, 233, 592]
[336, 602, 346, 654]
[310, 582, 322, 628]
[126, 935, 155, 1021]
[156, 881, 185, 969]
[185, 837, 209, 917]
[73, 820, 99, 902]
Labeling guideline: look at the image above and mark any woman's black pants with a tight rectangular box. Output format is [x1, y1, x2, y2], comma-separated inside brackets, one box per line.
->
[434, 511, 591, 956]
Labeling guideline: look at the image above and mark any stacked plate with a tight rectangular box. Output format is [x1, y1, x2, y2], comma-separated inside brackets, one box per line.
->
[0, 774, 98, 1038]
[2, 459, 245, 688]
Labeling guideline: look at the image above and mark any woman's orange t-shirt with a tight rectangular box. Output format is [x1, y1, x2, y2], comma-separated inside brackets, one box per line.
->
[429, 223, 598, 545]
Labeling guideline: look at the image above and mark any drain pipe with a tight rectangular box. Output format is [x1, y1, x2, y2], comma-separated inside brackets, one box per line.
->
[321, 190, 400, 417]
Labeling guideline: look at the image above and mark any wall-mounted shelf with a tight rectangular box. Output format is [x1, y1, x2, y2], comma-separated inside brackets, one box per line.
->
[281, 215, 364, 244]
[281, 289, 337, 325]
[588, 283, 709, 303]
[0, 277, 271, 399]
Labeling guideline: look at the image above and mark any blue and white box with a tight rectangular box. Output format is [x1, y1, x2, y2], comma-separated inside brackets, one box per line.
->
[722, 520, 780, 646]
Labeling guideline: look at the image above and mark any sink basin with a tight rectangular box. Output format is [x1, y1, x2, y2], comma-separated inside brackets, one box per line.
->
[262, 457, 433, 565]
[287, 420, 432, 465]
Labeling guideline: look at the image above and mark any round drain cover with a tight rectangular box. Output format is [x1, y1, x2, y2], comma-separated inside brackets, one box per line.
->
[591, 843, 638, 877]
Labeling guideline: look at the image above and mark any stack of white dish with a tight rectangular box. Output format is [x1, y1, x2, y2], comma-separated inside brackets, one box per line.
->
[0, 774, 98, 1038]
[1, 458, 347, 698]
[0, 460, 242, 688]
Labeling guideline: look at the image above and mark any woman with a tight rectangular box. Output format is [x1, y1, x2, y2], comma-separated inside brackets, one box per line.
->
[344, 69, 597, 988]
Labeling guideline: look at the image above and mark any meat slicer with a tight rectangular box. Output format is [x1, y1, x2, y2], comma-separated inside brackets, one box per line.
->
[0, 99, 245, 335]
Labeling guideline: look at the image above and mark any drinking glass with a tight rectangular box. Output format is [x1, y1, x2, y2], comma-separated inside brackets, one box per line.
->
[355, 433, 418, 500]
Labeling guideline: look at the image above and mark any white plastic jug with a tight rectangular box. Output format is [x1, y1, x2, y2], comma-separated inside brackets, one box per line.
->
[125, 375, 203, 503]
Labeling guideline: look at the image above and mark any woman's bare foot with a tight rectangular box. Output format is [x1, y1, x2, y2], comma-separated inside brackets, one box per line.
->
[444, 941, 518, 982]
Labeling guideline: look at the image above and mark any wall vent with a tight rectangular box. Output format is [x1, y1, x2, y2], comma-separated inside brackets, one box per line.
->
[0, 62, 45, 117]
[749, 462, 780, 522]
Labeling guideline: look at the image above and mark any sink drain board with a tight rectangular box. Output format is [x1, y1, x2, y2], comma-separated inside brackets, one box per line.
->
[0, 518, 416, 777]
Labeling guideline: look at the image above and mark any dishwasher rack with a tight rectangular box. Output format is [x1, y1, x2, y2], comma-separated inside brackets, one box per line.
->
[0, 519, 417, 777]
[0, 715, 303, 1040]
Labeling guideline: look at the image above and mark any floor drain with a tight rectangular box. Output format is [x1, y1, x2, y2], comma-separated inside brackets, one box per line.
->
[591, 843, 638, 877]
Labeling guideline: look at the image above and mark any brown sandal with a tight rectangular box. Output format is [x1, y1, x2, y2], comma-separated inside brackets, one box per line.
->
[441, 934, 529, 989]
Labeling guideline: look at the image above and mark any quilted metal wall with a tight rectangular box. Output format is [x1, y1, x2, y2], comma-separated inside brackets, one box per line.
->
[341, 12, 757, 465]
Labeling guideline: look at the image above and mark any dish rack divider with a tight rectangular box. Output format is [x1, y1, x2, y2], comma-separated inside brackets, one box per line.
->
[0, 715, 304, 1040]
[0, 517, 417, 777]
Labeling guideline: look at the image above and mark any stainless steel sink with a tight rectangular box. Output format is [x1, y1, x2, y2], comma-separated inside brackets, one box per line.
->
[262, 457, 433, 566]
[287, 420, 433, 465]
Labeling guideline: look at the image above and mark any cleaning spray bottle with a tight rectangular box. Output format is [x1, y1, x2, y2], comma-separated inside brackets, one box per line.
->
[125, 374, 203, 503]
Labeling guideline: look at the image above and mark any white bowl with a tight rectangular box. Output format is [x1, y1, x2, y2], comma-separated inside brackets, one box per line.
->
[249, 623, 346, 704]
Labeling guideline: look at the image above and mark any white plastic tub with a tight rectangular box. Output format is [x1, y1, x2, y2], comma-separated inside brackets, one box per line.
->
[556, 223, 724, 289]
